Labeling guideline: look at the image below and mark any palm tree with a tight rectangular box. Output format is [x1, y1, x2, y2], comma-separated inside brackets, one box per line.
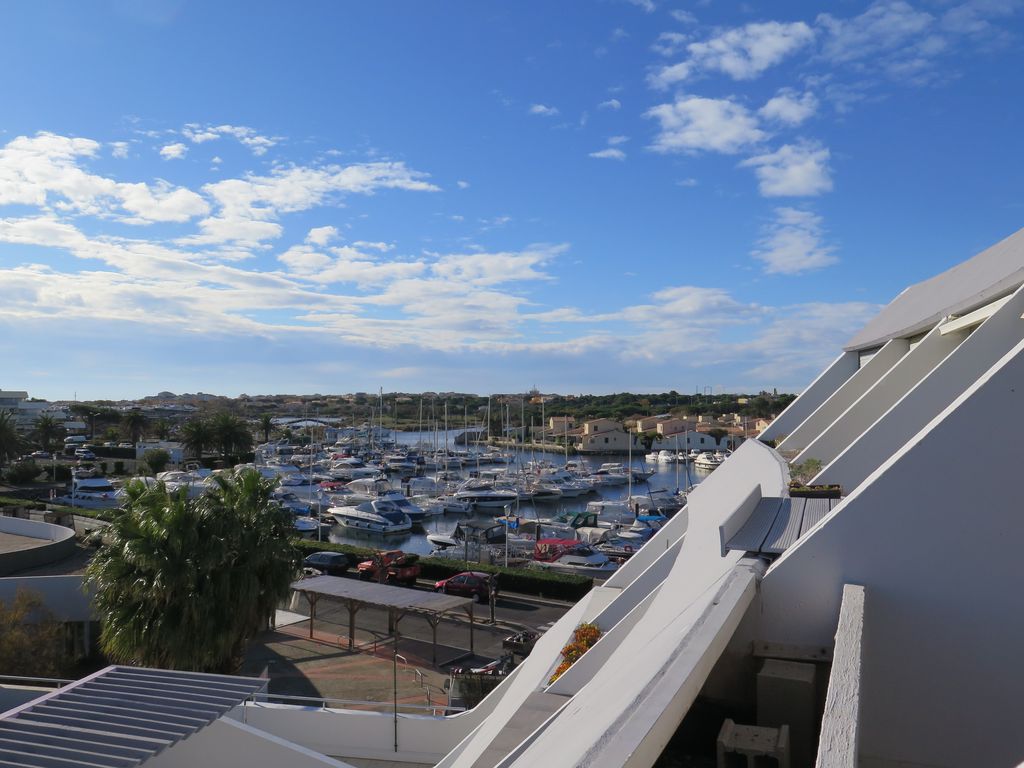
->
[84, 470, 298, 672]
[32, 414, 62, 453]
[257, 414, 274, 444]
[0, 411, 25, 469]
[210, 413, 252, 459]
[152, 419, 171, 441]
[181, 418, 213, 460]
[121, 410, 147, 444]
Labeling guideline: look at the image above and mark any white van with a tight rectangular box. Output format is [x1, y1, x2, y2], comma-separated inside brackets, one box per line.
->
[64, 435, 87, 445]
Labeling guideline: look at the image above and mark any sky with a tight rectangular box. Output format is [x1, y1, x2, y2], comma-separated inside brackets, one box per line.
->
[1, 0, 1022, 401]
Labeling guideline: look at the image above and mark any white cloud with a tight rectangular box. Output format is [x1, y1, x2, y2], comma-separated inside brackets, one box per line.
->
[110, 142, 130, 159]
[353, 240, 393, 252]
[759, 88, 819, 125]
[159, 143, 188, 160]
[181, 123, 278, 155]
[529, 104, 560, 117]
[652, 31, 689, 57]
[306, 226, 338, 246]
[625, 0, 655, 12]
[0, 132, 207, 224]
[817, 2, 934, 65]
[607, 135, 629, 146]
[182, 161, 439, 247]
[676, 178, 699, 187]
[650, 21, 815, 87]
[752, 208, 838, 274]
[457, 180, 470, 189]
[646, 95, 766, 154]
[741, 142, 832, 197]
[589, 148, 627, 161]
[211, 156, 223, 165]
[670, 10, 697, 24]
[598, 98, 622, 110]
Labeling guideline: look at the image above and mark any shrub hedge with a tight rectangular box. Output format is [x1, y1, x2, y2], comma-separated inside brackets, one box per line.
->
[291, 538, 592, 601]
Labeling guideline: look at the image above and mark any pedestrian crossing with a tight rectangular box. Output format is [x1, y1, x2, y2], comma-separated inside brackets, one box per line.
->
[536, 621, 557, 634]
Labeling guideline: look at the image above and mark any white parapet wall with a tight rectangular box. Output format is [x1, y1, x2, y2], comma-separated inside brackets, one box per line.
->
[815, 584, 865, 768]
[759, 336, 1024, 767]
[779, 339, 909, 454]
[760, 351, 860, 443]
[794, 325, 966, 468]
[815, 280, 1024, 490]
[145, 716, 357, 768]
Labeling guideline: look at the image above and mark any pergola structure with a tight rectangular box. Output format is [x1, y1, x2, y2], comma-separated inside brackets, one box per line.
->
[290, 575, 476, 666]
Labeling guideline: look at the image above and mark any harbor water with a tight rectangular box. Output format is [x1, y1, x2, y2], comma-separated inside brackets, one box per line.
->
[319, 429, 710, 556]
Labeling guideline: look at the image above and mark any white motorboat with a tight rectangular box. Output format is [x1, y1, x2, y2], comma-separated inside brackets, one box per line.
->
[531, 539, 618, 577]
[292, 517, 319, 534]
[693, 451, 724, 471]
[657, 450, 681, 463]
[584, 500, 638, 526]
[55, 475, 124, 510]
[328, 498, 412, 534]
[453, 480, 519, 509]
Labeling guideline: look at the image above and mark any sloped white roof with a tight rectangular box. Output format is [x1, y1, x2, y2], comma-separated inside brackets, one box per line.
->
[845, 226, 1024, 351]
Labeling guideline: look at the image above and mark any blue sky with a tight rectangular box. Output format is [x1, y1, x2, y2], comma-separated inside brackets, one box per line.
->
[1, 0, 1022, 401]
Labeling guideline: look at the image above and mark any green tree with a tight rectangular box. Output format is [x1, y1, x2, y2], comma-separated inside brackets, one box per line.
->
[122, 410, 147, 443]
[257, 413, 275, 444]
[143, 448, 171, 475]
[0, 410, 25, 469]
[210, 412, 252, 459]
[152, 419, 171, 441]
[84, 470, 299, 673]
[181, 418, 213, 459]
[32, 413, 63, 453]
[0, 588, 69, 677]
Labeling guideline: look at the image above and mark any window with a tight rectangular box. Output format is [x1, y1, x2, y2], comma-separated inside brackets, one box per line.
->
[604, 437, 609, 443]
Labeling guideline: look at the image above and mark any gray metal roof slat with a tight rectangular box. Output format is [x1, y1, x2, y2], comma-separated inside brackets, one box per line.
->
[725, 497, 783, 553]
[26, 703, 194, 737]
[0, 665, 269, 768]
[14, 711, 181, 742]
[0, 726, 152, 761]
[799, 497, 833, 537]
[41, 697, 208, 729]
[762, 498, 806, 555]
[0, 721, 160, 755]
[0, 746, 117, 768]
[103, 670, 264, 696]
[61, 687, 225, 717]
[0, 736, 137, 768]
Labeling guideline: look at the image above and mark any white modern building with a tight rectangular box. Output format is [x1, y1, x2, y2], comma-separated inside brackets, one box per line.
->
[5, 228, 1024, 766]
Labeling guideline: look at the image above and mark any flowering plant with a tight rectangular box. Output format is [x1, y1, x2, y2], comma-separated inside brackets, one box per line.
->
[548, 622, 602, 685]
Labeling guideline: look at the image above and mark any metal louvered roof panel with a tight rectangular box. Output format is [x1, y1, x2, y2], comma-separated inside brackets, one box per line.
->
[762, 498, 806, 555]
[0, 666, 266, 767]
[725, 497, 783, 554]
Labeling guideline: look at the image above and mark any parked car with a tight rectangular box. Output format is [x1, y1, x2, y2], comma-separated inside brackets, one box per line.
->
[302, 551, 350, 576]
[29, 450, 51, 460]
[357, 550, 421, 585]
[433, 571, 497, 603]
[74, 449, 96, 460]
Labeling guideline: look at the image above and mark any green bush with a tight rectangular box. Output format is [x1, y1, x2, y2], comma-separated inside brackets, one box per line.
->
[290, 539, 593, 601]
[99, 461, 107, 474]
[48, 464, 72, 482]
[113, 461, 125, 475]
[4, 461, 41, 484]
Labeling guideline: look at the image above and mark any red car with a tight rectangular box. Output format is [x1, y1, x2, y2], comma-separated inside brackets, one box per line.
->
[434, 571, 497, 603]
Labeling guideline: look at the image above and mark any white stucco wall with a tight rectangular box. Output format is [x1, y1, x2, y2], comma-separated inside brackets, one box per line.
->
[794, 325, 965, 467]
[815, 282, 1024, 490]
[779, 340, 909, 453]
[760, 352, 859, 442]
[759, 337, 1024, 767]
[145, 716, 355, 768]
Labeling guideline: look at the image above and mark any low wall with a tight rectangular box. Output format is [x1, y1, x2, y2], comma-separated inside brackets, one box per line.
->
[0, 515, 76, 576]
